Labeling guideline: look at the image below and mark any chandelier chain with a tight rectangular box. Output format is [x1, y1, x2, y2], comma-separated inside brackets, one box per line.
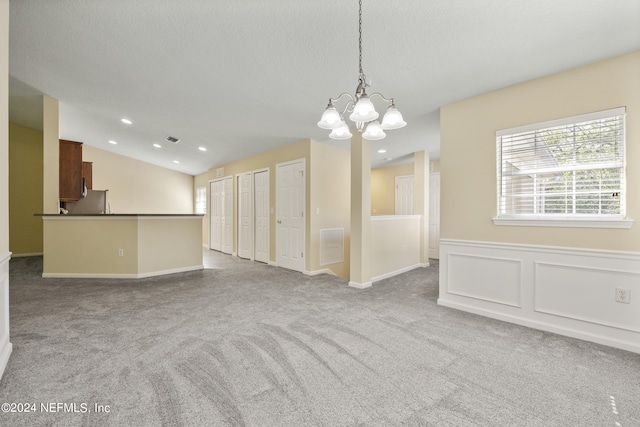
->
[318, 0, 406, 138]
[358, 0, 363, 78]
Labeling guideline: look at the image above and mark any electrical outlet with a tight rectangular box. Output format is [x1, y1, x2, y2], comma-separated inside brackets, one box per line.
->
[615, 288, 630, 304]
[118, 249, 124, 257]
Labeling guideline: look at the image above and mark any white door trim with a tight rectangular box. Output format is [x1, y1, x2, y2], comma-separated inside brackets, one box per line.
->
[253, 168, 270, 264]
[209, 179, 220, 251]
[236, 172, 253, 260]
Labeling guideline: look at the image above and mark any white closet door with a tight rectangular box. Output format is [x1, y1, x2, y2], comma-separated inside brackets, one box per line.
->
[237, 172, 253, 259]
[254, 170, 269, 263]
[209, 180, 222, 251]
[276, 160, 305, 272]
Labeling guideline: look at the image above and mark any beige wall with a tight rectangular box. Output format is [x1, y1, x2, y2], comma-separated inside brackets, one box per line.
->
[42, 96, 59, 214]
[195, 139, 310, 262]
[83, 145, 194, 214]
[371, 162, 414, 215]
[8, 123, 43, 255]
[0, 0, 12, 380]
[371, 216, 421, 279]
[44, 217, 138, 275]
[196, 139, 353, 277]
[42, 216, 202, 277]
[440, 51, 640, 251]
[137, 217, 203, 275]
[309, 141, 350, 277]
[0, 0, 7, 257]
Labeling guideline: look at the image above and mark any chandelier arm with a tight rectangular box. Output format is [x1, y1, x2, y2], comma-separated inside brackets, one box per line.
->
[368, 93, 394, 104]
[319, 0, 406, 134]
[329, 92, 356, 105]
[339, 100, 355, 116]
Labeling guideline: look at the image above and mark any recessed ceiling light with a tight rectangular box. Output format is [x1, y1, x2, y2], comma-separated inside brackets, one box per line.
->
[121, 118, 132, 125]
[153, 143, 162, 148]
[173, 160, 180, 164]
[378, 149, 387, 153]
[385, 157, 392, 161]
[198, 146, 207, 152]
[108, 140, 118, 145]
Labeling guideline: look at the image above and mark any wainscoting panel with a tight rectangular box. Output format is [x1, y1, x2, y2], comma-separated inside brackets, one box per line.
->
[448, 252, 522, 307]
[439, 239, 640, 354]
[535, 262, 640, 333]
[0, 252, 12, 380]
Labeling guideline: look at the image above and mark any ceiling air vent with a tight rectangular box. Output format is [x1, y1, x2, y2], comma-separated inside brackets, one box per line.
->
[166, 136, 180, 144]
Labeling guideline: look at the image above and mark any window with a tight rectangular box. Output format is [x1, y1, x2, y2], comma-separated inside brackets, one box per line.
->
[495, 107, 631, 228]
[195, 186, 206, 214]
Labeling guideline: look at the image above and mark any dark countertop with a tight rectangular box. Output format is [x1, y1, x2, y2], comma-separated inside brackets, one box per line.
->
[35, 213, 204, 217]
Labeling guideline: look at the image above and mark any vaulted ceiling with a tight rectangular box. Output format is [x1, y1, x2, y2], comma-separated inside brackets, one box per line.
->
[8, 0, 640, 175]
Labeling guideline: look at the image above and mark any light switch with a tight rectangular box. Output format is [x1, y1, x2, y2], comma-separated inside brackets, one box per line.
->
[316, 208, 320, 215]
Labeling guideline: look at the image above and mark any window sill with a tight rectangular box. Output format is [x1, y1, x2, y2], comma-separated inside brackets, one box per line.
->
[492, 217, 634, 229]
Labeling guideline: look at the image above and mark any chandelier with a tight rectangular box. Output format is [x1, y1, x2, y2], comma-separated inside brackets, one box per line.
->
[317, 0, 406, 141]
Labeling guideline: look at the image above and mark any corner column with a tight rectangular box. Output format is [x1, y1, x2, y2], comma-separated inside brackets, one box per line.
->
[349, 132, 372, 288]
[0, 0, 13, 380]
[414, 150, 430, 266]
[43, 95, 59, 214]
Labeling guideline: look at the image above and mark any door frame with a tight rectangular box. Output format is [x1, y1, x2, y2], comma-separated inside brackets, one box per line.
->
[236, 171, 253, 260]
[275, 158, 306, 272]
[253, 168, 270, 263]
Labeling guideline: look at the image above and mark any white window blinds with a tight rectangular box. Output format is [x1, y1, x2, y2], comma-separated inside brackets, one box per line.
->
[496, 107, 625, 218]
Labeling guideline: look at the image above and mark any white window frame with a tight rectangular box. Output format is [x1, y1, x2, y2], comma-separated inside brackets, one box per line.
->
[493, 107, 633, 229]
[195, 186, 207, 214]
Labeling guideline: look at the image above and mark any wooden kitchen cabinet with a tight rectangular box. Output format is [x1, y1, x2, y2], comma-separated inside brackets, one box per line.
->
[59, 139, 83, 201]
[82, 162, 93, 190]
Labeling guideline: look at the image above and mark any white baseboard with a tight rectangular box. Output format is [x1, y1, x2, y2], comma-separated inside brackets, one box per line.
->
[0, 335, 12, 380]
[372, 263, 428, 283]
[0, 252, 12, 380]
[42, 265, 204, 279]
[438, 297, 640, 354]
[10, 252, 43, 257]
[439, 239, 640, 354]
[304, 268, 337, 277]
[349, 280, 372, 289]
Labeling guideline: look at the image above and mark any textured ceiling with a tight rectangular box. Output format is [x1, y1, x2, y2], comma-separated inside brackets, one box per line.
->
[8, 0, 640, 175]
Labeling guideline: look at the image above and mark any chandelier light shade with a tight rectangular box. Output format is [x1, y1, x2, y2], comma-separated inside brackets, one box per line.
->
[317, 103, 342, 129]
[318, 0, 406, 140]
[349, 94, 379, 123]
[380, 103, 407, 130]
[329, 122, 353, 140]
[362, 120, 386, 140]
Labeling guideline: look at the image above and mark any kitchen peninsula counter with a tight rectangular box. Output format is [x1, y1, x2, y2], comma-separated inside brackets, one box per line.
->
[38, 214, 204, 278]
